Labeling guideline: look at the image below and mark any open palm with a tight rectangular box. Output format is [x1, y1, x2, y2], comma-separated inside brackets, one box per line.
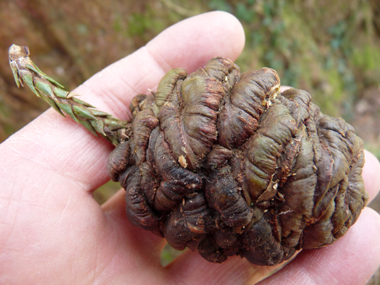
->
[1, 12, 380, 284]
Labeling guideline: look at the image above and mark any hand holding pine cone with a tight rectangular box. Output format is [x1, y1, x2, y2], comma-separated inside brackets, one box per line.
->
[9, 45, 368, 266]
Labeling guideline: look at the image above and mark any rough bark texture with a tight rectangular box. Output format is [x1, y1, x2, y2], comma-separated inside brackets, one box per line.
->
[108, 57, 368, 266]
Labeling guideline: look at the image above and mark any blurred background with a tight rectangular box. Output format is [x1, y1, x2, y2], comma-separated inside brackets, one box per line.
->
[1, 0, 380, 281]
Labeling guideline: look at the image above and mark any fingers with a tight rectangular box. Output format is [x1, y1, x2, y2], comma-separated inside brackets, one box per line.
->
[146, 11, 245, 81]
[165, 250, 282, 284]
[101, 189, 166, 265]
[79, 11, 245, 120]
[257, 208, 380, 285]
[280, 86, 291, 92]
[0, 11, 245, 195]
[363, 150, 380, 202]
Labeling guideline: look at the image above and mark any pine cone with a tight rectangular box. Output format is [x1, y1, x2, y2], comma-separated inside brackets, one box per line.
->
[107, 57, 368, 266]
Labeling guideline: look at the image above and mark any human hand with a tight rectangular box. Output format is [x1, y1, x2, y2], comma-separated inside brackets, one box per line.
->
[1, 11, 380, 284]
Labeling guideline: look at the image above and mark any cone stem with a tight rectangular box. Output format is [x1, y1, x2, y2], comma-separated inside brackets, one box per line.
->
[8, 44, 131, 145]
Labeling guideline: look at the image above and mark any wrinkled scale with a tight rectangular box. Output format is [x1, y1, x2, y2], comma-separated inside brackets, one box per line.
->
[108, 57, 368, 265]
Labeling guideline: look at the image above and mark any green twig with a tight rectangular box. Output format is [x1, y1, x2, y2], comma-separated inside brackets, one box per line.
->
[8, 44, 131, 145]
